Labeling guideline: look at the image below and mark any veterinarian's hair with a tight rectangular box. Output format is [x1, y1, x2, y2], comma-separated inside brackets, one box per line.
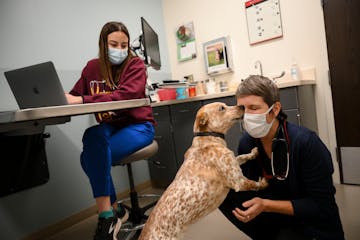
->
[236, 75, 287, 120]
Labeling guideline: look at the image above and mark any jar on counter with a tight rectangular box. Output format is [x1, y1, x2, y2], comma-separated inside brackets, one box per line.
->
[176, 87, 188, 99]
[188, 84, 196, 97]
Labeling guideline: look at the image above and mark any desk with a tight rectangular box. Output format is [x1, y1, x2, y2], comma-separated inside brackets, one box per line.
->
[0, 98, 150, 197]
[0, 98, 150, 134]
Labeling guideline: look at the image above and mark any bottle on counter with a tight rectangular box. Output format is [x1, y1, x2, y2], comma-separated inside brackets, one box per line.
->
[290, 60, 300, 81]
[206, 78, 216, 94]
[195, 80, 207, 95]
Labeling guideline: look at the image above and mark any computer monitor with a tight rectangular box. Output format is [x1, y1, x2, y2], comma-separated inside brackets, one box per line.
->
[141, 17, 161, 70]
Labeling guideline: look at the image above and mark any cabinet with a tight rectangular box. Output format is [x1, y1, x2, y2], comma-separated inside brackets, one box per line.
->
[149, 101, 201, 188]
[170, 101, 202, 167]
[279, 85, 318, 133]
[148, 106, 178, 188]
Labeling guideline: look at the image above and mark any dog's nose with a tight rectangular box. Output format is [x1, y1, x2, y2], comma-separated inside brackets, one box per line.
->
[236, 105, 245, 111]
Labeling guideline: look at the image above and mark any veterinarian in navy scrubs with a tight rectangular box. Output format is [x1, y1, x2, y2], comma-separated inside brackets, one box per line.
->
[219, 75, 344, 240]
[66, 21, 155, 240]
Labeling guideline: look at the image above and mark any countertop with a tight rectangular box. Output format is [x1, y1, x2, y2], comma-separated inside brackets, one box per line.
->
[152, 69, 316, 107]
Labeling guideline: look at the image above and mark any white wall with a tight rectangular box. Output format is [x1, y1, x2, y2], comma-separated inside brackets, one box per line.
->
[0, 0, 170, 239]
[162, 0, 339, 181]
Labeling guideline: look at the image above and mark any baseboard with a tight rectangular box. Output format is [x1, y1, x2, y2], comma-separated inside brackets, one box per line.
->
[23, 180, 152, 240]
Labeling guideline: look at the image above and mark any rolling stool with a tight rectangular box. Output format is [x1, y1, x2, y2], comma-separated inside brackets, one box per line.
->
[112, 140, 160, 238]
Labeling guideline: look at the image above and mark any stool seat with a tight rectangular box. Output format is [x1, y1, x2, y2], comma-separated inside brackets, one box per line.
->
[113, 140, 158, 166]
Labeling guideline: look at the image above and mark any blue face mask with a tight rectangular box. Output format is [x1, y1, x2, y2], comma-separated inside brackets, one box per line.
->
[108, 47, 128, 65]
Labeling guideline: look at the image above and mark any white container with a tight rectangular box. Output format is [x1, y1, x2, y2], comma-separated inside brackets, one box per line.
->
[206, 78, 216, 94]
[290, 62, 300, 80]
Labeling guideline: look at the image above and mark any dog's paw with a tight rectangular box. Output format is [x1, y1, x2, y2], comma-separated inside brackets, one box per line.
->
[250, 147, 259, 158]
[236, 147, 259, 165]
[256, 177, 269, 190]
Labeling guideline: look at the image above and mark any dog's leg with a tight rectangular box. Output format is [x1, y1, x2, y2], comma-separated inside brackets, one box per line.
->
[234, 176, 268, 192]
[228, 170, 268, 192]
[236, 147, 258, 165]
[219, 152, 268, 192]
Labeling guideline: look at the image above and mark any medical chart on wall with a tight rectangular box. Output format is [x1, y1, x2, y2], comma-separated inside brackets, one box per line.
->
[245, 0, 283, 45]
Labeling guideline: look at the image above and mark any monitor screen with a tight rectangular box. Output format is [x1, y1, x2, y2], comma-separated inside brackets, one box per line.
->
[141, 17, 161, 70]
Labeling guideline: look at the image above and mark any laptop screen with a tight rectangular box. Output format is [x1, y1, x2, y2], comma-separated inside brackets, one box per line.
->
[4, 61, 68, 109]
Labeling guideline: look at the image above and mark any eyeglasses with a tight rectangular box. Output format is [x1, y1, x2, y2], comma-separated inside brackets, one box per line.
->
[271, 137, 289, 180]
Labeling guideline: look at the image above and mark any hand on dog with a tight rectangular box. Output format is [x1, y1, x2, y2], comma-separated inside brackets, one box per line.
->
[232, 197, 265, 223]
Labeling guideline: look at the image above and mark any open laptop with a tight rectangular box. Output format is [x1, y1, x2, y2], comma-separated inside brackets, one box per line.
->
[4, 61, 68, 109]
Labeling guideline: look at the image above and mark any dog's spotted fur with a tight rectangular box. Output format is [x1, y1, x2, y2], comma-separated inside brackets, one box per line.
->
[139, 102, 268, 240]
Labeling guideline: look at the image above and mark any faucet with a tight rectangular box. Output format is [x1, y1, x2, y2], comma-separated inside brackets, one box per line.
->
[272, 71, 285, 82]
[254, 60, 263, 76]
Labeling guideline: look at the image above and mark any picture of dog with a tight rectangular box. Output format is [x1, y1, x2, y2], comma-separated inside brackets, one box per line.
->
[139, 102, 268, 240]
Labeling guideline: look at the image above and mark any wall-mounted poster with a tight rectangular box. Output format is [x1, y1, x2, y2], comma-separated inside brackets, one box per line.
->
[245, 0, 283, 45]
[176, 22, 197, 62]
[203, 36, 233, 75]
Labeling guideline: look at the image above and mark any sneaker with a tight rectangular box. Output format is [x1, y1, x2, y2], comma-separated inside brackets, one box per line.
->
[93, 215, 121, 240]
[116, 204, 129, 224]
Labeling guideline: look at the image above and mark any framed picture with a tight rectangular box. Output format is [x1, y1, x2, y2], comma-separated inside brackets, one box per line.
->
[203, 37, 232, 75]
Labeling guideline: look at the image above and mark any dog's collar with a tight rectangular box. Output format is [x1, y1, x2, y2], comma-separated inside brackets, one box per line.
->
[194, 132, 225, 139]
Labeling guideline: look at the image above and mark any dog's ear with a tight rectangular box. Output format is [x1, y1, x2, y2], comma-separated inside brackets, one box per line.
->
[198, 112, 209, 127]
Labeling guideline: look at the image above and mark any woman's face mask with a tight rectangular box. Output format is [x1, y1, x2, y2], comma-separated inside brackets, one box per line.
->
[243, 104, 275, 138]
[108, 47, 128, 65]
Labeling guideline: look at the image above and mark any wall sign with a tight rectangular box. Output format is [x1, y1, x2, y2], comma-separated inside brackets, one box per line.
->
[245, 0, 283, 45]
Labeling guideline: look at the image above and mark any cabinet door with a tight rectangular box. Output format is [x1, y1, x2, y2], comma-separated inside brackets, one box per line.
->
[149, 106, 178, 188]
[279, 87, 299, 110]
[202, 96, 243, 154]
[170, 101, 202, 167]
[283, 109, 300, 125]
[280, 86, 318, 133]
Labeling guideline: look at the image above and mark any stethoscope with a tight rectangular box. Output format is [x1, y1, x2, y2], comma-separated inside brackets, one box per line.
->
[270, 121, 290, 180]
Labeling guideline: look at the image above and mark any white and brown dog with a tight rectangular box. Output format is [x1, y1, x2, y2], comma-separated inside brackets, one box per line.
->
[139, 102, 268, 240]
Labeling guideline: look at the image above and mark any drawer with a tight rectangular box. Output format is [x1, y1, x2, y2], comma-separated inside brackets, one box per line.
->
[152, 106, 170, 122]
[170, 101, 202, 122]
[279, 87, 299, 110]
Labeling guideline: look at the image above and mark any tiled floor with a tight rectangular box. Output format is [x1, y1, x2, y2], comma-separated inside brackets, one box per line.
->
[48, 184, 360, 240]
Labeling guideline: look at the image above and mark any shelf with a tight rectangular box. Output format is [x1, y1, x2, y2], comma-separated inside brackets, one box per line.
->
[271, 67, 316, 88]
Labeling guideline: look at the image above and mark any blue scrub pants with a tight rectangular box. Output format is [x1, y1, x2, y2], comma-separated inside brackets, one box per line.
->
[80, 121, 155, 204]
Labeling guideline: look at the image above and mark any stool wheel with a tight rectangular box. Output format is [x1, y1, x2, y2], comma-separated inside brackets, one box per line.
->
[118, 194, 160, 232]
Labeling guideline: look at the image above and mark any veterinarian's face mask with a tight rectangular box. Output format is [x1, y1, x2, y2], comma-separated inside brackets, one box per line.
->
[243, 104, 275, 138]
[108, 47, 128, 65]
